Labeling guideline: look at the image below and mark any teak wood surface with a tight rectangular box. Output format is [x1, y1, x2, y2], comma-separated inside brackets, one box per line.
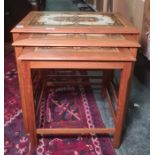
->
[11, 11, 140, 149]
[11, 11, 139, 34]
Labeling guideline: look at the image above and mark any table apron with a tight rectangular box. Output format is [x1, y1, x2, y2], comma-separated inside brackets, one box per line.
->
[26, 61, 133, 69]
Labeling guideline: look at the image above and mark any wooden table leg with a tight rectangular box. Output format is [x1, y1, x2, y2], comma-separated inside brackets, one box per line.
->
[15, 47, 29, 133]
[13, 34, 30, 133]
[113, 62, 133, 148]
[21, 61, 38, 148]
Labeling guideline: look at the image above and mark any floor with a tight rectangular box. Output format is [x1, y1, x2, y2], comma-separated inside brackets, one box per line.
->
[31, 0, 150, 154]
[45, 0, 79, 11]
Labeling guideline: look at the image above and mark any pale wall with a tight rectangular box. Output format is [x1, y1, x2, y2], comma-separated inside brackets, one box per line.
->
[113, 0, 145, 32]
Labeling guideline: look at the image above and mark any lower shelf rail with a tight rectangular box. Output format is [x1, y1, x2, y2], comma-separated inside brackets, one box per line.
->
[36, 128, 115, 135]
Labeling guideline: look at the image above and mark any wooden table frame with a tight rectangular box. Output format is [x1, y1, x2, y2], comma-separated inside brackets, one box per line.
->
[16, 49, 135, 148]
[11, 11, 140, 149]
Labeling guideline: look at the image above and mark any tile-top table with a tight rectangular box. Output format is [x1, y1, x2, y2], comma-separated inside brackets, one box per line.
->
[11, 11, 140, 149]
[11, 11, 140, 34]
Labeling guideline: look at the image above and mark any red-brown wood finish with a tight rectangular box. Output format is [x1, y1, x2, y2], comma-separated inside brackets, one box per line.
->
[11, 11, 140, 149]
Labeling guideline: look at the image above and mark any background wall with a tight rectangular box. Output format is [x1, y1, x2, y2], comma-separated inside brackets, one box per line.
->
[96, 0, 104, 11]
[113, 0, 145, 32]
[113, 0, 150, 58]
[85, 0, 149, 57]
[141, 0, 150, 59]
[86, 0, 145, 32]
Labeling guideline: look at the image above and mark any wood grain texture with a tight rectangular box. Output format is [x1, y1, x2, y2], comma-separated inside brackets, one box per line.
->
[36, 128, 115, 135]
[11, 12, 140, 149]
[113, 62, 134, 148]
[29, 61, 125, 69]
[17, 47, 136, 61]
[11, 11, 139, 34]
[21, 62, 37, 148]
[12, 38, 140, 47]
[13, 45, 30, 133]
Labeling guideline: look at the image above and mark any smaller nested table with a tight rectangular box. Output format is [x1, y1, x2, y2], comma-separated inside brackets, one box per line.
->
[11, 11, 140, 148]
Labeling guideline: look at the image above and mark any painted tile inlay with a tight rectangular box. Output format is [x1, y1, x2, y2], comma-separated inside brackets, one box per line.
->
[29, 13, 123, 26]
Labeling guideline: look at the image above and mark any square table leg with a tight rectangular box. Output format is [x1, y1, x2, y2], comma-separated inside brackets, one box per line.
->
[15, 47, 29, 133]
[21, 61, 38, 148]
[113, 62, 134, 148]
[18, 59, 134, 149]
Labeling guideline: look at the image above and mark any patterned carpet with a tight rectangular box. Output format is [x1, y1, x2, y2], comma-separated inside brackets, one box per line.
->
[4, 51, 116, 155]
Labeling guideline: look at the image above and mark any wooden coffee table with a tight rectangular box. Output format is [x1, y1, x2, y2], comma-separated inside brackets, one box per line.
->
[11, 11, 140, 148]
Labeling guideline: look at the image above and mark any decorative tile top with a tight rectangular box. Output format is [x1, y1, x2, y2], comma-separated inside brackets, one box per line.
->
[12, 11, 139, 34]
[29, 13, 123, 26]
